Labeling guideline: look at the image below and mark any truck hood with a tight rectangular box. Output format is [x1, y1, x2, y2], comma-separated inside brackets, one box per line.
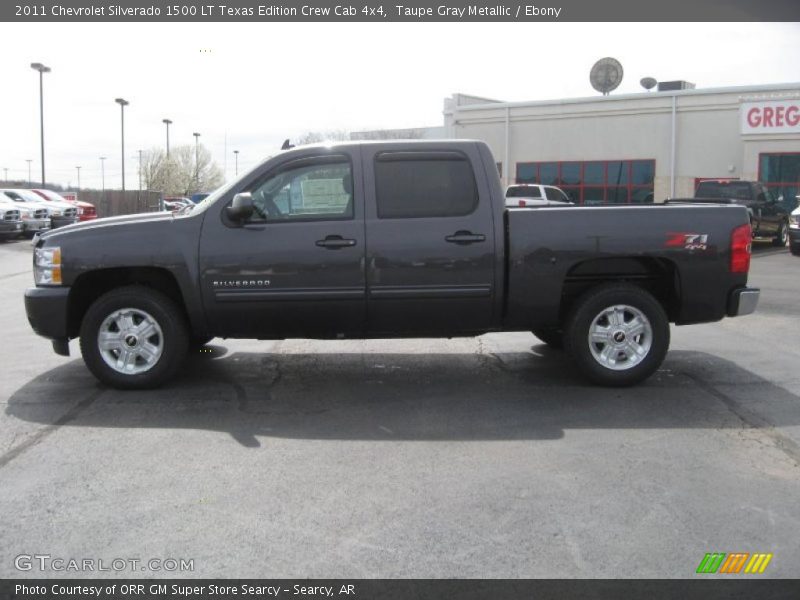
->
[40, 210, 175, 240]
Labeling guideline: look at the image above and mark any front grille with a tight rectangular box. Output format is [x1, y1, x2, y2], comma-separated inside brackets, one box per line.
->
[34, 208, 48, 219]
[63, 207, 78, 218]
[3, 209, 21, 221]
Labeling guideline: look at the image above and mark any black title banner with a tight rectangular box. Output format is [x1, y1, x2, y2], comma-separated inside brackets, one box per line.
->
[3, 580, 800, 600]
[3, 0, 800, 21]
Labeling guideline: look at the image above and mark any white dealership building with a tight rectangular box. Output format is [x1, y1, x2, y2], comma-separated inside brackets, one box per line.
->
[439, 82, 800, 207]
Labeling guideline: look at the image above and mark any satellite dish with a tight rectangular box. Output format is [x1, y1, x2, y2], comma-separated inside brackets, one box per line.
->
[590, 57, 624, 96]
[640, 77, 657, 92]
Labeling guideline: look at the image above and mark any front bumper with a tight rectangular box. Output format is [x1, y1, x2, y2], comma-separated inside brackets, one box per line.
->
[23, 218, 50, 233]
[25, 286, 71, 342]
[0, 221, 24, 235]
[51, 216, 79, 228]
[727, 287, 760, 317]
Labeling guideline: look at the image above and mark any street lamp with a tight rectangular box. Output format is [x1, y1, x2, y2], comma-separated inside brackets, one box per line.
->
[137, 149, 142, 191]
[100, 156, 106, 199]
[30, 62, 51, 187]
[76, 166, 81, 190]
[115, 98, 129, 191]
[233, 150, 239, 176]
[192, 132, 200, 188]
[162, 119, 172, 156]
[26, 159, 32, 187]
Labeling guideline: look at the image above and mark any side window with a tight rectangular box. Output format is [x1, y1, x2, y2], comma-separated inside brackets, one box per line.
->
[247, 159, 353, 222]
[544, 187, 564, 201]
[375, 153, 478, 219]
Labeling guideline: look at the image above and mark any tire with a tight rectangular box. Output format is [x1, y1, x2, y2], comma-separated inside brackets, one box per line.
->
[773, 221, 788, 247]
[79, 285, 189, 389]
[564, 284, 670, 387]
[532, 328, 563, 349]
[790, 241, 800, 256]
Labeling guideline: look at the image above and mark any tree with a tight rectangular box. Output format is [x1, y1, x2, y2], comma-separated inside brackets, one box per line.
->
[296, 130, 351, 145]
[141, 145, 223, 196]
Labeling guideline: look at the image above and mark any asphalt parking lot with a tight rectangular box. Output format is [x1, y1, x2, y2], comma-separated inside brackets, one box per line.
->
[0, 236, 798, 579]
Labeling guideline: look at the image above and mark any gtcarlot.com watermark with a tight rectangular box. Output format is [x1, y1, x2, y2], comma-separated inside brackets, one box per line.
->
[15, 554, 194, 573]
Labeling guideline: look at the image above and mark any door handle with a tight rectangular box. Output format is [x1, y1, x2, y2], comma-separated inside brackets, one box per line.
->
[316, 235, 357, 249]
[445, 231, 486, 245]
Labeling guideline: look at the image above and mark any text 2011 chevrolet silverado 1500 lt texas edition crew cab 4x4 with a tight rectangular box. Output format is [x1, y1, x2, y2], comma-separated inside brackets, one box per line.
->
[24, 141, 759, 389]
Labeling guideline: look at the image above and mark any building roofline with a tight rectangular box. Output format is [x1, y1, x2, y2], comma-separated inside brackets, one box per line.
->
[452, 82, 800, 112]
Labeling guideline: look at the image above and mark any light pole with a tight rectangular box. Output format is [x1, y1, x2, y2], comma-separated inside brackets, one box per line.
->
[26, 159, 32, 186]
[30, 62, 50, 187]
[162, 119, 172, 156]
[233, 150, 239, 176]
[76, 166, 81, 190]
[115, 98, 129, 191]
[100, 156, 106, 199]
[193, 132, 200, 189]
[137, 150, 142, 191]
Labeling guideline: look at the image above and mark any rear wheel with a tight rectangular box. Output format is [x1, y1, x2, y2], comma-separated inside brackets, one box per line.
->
[773, 221, 788, 247]
[790, 240, 800, 256]
[564, 284, 669, 386]
[79, 285, 189, 389]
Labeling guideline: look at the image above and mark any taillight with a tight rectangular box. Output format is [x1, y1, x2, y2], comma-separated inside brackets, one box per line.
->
[519, 200, 525, 207]
[730, 223, 752, 273]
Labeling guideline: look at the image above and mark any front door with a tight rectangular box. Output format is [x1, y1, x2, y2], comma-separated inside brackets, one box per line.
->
[198, 151, 366, 338]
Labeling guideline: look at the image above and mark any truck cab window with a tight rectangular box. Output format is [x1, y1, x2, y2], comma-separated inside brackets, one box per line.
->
[375, 154, 478, 218]
[247, 160, 353, 222]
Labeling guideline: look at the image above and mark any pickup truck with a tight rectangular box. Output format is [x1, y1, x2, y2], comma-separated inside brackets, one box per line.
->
[671, 180, 790, 247]
[24, 140, 760, 390]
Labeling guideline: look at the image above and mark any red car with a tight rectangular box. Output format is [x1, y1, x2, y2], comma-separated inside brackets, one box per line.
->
[31, 189, 97, 221]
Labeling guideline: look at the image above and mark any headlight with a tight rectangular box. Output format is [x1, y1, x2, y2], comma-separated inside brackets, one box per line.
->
[34, 246, 62, 285]
[790, 214, 799, 228]
[50, 209, 63, 217]
[77, 207, 84, 215]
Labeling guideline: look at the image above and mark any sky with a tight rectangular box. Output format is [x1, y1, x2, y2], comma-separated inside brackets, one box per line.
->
[1, 22, 799, 189]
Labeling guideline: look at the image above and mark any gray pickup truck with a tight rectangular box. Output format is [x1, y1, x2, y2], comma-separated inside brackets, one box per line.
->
[25, 140, 759, 389]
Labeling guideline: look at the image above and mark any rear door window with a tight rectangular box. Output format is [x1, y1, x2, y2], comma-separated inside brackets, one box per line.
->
[374, 152, 478, 219]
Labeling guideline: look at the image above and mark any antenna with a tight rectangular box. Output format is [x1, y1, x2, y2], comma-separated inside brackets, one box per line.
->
[590, 57, 624, 96]
[640, 77, 657, 92]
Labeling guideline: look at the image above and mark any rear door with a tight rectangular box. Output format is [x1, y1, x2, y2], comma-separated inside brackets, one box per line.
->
[362, 144, 497, 335]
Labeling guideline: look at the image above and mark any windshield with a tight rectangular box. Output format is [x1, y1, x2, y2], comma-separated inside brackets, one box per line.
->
[1, 189, 43, 203]
[190, 154, 274, 215]
[695, 181, 752, 200]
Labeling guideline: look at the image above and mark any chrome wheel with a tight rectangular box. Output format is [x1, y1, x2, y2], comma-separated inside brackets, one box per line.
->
[587, 304, 652, 371]
[97, 308, 164, 375]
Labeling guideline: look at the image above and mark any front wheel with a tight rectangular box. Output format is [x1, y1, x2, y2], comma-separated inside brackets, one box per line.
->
[564, 284, 669, 387]
[79, 285, 189, 389]
[773, 221, 788, 247]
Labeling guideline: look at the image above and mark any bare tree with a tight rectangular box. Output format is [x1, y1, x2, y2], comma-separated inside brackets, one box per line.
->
[141, 145, 223, 196]
[296, 130, 351, 145]
[350, 127, 427, 140]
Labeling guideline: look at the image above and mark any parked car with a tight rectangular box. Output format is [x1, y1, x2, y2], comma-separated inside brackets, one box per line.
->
[190, 192, 210, 203]
[1, 192, 50, 238]
[164, 196, 193, 212]
[0, 188, 78, 228]
[31, 189, 97, 221]
[671, 180, 790, 247]
[0, 196, 23, 240]
[25, 140, 759, 390]
[505, 184, 574, 207]
[789, 200, 800, 256]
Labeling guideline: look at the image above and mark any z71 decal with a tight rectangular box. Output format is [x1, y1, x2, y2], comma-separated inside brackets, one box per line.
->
[665, 233, 710, 251]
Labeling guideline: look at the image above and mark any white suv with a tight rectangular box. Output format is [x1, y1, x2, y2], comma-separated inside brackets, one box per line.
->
[505, 184, 573, 207]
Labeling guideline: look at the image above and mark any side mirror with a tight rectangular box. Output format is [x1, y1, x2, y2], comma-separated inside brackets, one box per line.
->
[226, 192, 254, 222]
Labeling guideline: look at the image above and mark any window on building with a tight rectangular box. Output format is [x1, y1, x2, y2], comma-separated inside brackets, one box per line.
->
[759, 153, 800, 212]
[515, 159, 656, 205]
[375, 152, 478, 219]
